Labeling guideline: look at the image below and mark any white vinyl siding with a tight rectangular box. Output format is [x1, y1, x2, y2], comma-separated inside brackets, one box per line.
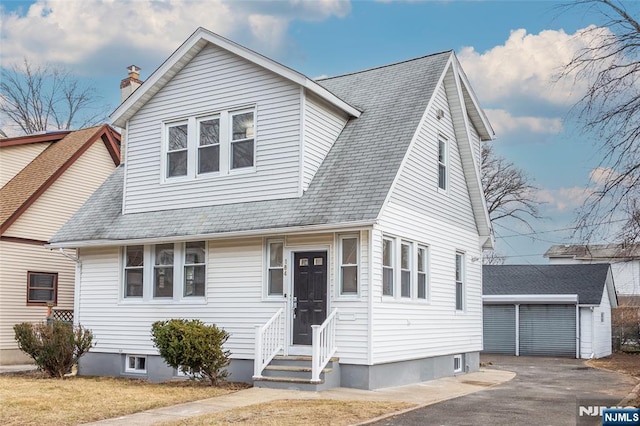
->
[3, 141, 116, 241]
[76, 232, 370, 365]
[372, 79, 483, 363]
[593, 287, 613, 358]
[302, 94, 348, 191]
[123, 44, 302, 214]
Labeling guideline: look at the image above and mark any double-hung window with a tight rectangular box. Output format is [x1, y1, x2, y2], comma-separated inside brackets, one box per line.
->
[339, 235, 358, 295]
[417, 246, 428, 300]
[166, 122, 188, 178]
[124, 246, 144, 298]
[267, 240, 284, 296]
[154, 244, 174, 298]
[231, 111, 255, 169]
[184, 242, 206, 297]
[382, 237, 395, 296]
[197, 116, 220, 174]
[455, 252, 464, 311]
[163, 108, 255, 181]
[400, 241, 411, 298]
[438, 135, 448, 190]
[123, 242, 206, 300]
[27, 272, 58, 305]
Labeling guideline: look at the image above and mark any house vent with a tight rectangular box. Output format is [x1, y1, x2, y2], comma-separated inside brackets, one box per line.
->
[436, 109, 445, 120]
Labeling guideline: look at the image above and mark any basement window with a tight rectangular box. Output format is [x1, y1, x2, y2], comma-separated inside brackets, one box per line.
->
[453, 354, 463, 373]
[125, 355, 147, 373]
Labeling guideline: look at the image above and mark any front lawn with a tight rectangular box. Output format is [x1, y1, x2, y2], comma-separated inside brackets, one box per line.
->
[0, 371, 245, 426]
[162, 399, 415, 426]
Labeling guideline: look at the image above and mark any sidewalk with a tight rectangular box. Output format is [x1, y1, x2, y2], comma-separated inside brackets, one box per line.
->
[82, 368, 516, 425]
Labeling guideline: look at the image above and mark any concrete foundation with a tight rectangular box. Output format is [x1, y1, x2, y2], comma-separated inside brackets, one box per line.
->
[0, 348, 33, 365]
[78, 351, 480, 390]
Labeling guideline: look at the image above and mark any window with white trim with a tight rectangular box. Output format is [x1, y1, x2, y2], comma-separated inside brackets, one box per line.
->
[184, 241, 206, 297]
[122, 242, 207, 300]
[267, 240, 284, 296]
[163, 108, 255, 180]
[166, 122, 188, 178]
[453, 354, 463, 373]
[230, 111, 255, 169]
[455, 252, 464, 311]
[124, 246, 144, 298]
[339, 235, 358, 295]
[382, 237, 395, 296]
[154, 244, 174, 298]
[197, 116, 220, 174]
[125, 355, 147, 373]
[417, 246, 428, 300]
[438, 136, 448, 190]
[400, 241, 411, 298]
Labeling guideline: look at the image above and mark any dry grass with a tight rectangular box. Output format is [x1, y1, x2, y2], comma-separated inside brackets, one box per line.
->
[163, 399, 414, 426]
[588, 351, 640, 407]
[0, 371, 246, 426]
[588, 352, 640, 378]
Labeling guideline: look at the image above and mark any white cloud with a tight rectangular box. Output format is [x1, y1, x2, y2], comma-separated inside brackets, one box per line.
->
[485, 108, 563, 136]
[0, 0, 351, 73]
[458, 26, 610, 107]
[536, 187, 590, 212]
[589, 167, 618, 186]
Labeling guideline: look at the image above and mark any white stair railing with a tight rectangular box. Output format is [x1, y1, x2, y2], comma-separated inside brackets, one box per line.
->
[311, 308, 338, 383]
[253, 308, 284, 379]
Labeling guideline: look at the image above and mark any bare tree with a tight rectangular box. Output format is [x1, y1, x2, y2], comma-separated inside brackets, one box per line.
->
[0, 59, 108, 136]
[482, 250, 506, 265]
[481, 144, 542, 229]
[558, 0, 640, 242]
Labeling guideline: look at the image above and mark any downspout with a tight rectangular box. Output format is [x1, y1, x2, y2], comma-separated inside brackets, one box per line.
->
[57, 248, 82, 326]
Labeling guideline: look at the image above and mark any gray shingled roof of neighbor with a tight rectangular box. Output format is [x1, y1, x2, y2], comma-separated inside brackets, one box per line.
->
[545, 243, 640, 260]
[50, 52, 452, 245]
[483, 264, 611, 305]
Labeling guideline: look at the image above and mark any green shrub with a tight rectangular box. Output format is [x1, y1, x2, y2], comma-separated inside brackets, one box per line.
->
[13, 320, 93, 378]
[151, 319, 230, 386]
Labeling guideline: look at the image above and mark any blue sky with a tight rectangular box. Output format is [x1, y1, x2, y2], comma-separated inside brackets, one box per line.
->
[1, 0, 634, 263]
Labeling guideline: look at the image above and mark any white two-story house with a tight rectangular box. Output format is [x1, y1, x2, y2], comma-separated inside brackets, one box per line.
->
[49, 27, 494, 390]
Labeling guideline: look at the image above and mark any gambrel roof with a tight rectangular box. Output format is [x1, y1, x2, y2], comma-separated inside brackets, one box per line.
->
[483, 264, 617, 306]
[0, 125, 121, 234]
[50, 32, 493, 248]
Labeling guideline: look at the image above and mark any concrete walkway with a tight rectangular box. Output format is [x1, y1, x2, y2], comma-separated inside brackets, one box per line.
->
[82, 368, 515, 425]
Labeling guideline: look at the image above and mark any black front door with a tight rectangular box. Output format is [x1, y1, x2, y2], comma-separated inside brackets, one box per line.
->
[292, 251, 327, 345]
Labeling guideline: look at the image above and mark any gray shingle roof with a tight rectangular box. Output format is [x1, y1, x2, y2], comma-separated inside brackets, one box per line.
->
[50, 52, 452, 244]
[483, 264, 611, 305]
[545, 244, 640, 260]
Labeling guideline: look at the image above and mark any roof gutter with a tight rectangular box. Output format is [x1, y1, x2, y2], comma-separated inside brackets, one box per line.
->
[46, 219, 378, 249]
[483, 294, 579, 304]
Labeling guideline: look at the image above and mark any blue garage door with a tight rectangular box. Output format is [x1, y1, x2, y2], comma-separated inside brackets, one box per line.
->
[519, 304, 576, 357]
[483, 304, 516, 354]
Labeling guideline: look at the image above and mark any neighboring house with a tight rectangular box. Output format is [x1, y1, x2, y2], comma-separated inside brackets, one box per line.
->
[483, 264, 617, 359]
[0, 126, 121, 364]
[49, 27, 494, 390]
[545, 244, 640, 308]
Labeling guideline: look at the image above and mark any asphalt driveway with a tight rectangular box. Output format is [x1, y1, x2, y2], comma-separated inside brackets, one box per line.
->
[370, 355, 638, 426]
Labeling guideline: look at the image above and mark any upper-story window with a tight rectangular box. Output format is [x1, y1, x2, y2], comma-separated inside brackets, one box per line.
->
[198, 117, 220, 174]
[163, 107, 255, 181]
[438, 135, 448, 190]
[167, 122, 188, 178]
[231, 111, 255, 169]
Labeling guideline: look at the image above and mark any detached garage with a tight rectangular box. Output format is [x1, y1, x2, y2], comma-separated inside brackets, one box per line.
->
[483, 264, 617, 359]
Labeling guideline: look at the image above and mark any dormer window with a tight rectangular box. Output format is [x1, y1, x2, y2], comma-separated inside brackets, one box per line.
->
[162, 107, 256, 181]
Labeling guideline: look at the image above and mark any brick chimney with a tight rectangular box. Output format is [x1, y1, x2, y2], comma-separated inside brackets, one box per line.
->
[120, 65, 143, 103]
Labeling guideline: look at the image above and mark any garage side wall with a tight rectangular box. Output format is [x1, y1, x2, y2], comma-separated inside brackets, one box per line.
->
[593, 288, 613, 358]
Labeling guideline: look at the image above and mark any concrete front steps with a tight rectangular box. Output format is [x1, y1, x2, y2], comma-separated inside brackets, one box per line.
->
[253, 355, 340, 391]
